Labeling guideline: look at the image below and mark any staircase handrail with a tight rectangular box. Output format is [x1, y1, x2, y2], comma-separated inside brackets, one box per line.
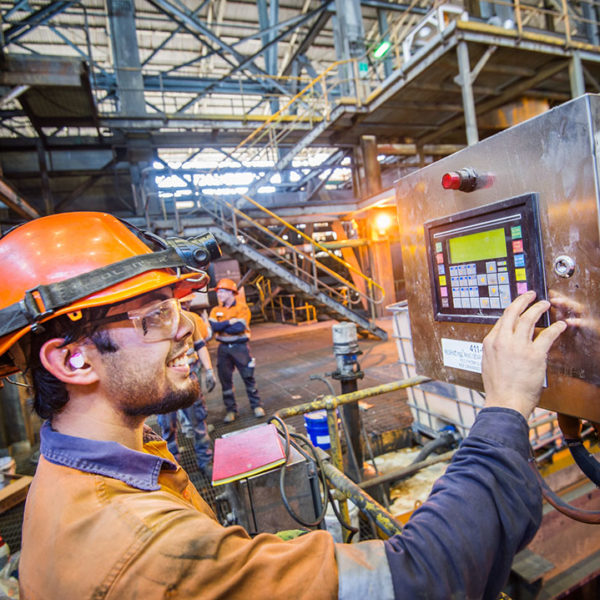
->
[202, 194, 384, 312]
[240, 194, 385, 304]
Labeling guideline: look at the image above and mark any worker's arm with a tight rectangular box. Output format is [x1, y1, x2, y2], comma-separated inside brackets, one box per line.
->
[379, 292, 566, 600]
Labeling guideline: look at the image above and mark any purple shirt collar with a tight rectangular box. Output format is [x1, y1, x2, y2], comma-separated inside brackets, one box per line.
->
[40, 421, 177, 491]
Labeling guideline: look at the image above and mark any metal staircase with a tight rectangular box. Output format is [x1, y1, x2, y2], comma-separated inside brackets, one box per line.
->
[198, 195, 387, 340]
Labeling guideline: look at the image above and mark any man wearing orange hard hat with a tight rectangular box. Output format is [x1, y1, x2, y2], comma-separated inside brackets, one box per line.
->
[0, 211, 568, 600]
[209, 278, 264, 422]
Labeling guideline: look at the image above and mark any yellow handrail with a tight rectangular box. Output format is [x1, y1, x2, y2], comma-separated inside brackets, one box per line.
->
[219, 197, 379, 305]
[241, 194, 385, 303]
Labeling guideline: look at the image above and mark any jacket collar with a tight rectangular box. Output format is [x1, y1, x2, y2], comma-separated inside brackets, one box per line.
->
[40, 421, 177, 491]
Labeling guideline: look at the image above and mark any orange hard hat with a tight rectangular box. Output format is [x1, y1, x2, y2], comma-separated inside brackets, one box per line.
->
[0, 212, 212, 375]
[215, 278, 238, 294]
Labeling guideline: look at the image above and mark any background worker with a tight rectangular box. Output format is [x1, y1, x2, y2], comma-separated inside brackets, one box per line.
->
[157, 305, 216, 478]
[209, 278, 264, 422]
[0, 212, 568, 600]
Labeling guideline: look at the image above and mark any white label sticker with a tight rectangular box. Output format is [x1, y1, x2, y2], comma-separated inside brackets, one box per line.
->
[442, 338, 483, 374]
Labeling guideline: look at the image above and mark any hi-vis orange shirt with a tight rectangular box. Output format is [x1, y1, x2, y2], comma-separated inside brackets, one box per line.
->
[209, 300, 251, 343]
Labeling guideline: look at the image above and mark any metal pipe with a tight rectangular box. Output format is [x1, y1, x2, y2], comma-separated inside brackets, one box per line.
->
[275, 376, 430, 420]
[359, 449, 456, 490]
[322, 461, 404, 537]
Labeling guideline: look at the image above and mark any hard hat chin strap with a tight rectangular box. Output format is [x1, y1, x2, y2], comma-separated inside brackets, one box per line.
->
[0, 248, 196, 339]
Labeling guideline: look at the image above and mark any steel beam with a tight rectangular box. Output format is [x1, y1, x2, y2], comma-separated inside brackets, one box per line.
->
[456, 41, 479, 146]
[107, 0, 146, 116]
[3, 1, 76, 44]
[0, 177, 40, 219]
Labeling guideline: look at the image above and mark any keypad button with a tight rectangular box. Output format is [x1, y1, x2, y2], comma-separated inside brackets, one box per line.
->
[515, 268, 527, 281]
[477, 274, 487, 286]
[513, 254, 525, 268]
[500, 295, 511, 308]
[487, 273, 498, 285]
[466, 264, 476, 275]
[454, 298, 462, 308]
[480, 297, 490, 308]
[499, 284, 511, 299]
[452, 287, 460, 297]
[467, 275, 477, 286]
[458, 266, 467, 276]
[460, 287, 468, 297]
[512, 239, 523, 253]
[486, 261, 497, 274]
[497, 260, 507, 267]
[489, 285, 499, 296]
[436, 253, 444, 264]
[497, 272, 509, 284]
[469, 287, 479, 298]
[451, 276, 460, 286]
[441, 298, 449, 307]
[435, 242, 443, 252]
[470, 297, 480, 309]
[511, 225, 522, 239]
[498, 266, 508, 272]
[490, 297, 501, 309]
[516, 282, 528, 295]
[439, 275, 447, 286]
[450, 266, 458, 276]
[440, 286, 448, 297]
[438, 264, 446, 275]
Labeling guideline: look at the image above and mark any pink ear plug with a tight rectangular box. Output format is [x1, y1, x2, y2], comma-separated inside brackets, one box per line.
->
[69, 352, 85, 369]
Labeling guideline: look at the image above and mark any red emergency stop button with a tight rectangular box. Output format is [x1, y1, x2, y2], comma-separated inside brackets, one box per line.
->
[442, 172, 462, 190]
[440, 167, 491, 192]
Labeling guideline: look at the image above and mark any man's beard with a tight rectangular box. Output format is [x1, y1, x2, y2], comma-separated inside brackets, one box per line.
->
[122, 379, 199, 417]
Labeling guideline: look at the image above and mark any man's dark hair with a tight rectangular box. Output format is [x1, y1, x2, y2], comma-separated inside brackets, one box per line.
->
[28, 307, 118, 420]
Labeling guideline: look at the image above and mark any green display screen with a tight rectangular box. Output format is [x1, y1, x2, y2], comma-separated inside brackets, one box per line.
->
[448, 227, 507, 264]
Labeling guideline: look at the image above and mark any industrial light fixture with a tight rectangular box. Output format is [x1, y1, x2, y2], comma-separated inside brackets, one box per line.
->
[375, 213, 392, 235]
[373, 39, 392, 59]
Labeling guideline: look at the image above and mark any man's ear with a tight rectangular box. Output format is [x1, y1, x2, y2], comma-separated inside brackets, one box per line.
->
[39, 339, 99, 385]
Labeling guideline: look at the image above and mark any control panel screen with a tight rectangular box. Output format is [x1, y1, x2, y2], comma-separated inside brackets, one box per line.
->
[424, 193, 548, 325]
[448, 228, 507, 264]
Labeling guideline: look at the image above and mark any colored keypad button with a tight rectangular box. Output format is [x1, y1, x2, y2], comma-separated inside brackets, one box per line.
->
[439, 275, 447, 286]
[486, 261, 497, 274]
[441, 298, 449, 307]
[512, 239, 523, 253]
[438, 264, 446, 275]
[514, 254, 525, 267]
[515, 268, 527, 281]
[440, 286, 448, 297]
[516, 282, 528, 295]
[436, 242, 443, 252]
[436, 253, 444, 264]
[511, 226, 522, 239]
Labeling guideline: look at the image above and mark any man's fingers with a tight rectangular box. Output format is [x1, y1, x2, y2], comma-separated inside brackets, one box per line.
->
[490, 291, 537, 336]
[514, 299, 551, 339]
[533, 319, 567, 354]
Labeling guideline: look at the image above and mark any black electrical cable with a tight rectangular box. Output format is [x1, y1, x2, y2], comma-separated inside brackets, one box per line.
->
[563, 439, 600, 487]
[268, 416, 330, 528]
[529, 455, 600, 524]
[326, 489, 359, 543]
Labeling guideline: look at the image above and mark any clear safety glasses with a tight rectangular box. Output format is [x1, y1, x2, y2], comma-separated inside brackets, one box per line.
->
[92, 297, 185, 342]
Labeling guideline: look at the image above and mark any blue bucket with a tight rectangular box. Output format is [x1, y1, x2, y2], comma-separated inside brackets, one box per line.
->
[304, 410, 332, 450]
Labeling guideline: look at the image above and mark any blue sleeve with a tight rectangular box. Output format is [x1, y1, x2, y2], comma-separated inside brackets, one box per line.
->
[384, 407, 541, 600]
[223, 321, 246, 334]
[209, 319, 229, 332]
